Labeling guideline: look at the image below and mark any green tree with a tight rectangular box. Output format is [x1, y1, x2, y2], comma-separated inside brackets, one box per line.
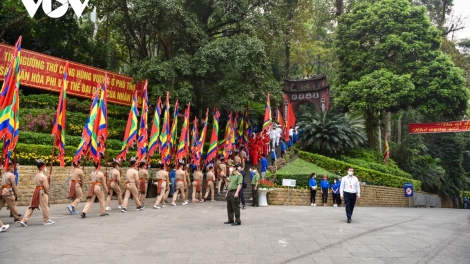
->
[297, 110, 367, 154]
[334, 0, 468, 148]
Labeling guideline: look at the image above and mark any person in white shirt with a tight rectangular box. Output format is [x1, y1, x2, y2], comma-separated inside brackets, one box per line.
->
[340, 168, 361, 223]
[275, 126, 282, 146]
[270, 126, 277, 151]
[288, 127, 294, 138]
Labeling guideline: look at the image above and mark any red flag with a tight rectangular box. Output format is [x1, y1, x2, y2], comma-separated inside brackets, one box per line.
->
[284, 101, 296, 141]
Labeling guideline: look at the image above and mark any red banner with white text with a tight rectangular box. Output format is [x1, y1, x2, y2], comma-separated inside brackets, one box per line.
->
[408, 121, 470, 134]
[0, 43, 143, 106]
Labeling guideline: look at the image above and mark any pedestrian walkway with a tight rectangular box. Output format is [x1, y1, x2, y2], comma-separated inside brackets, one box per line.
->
[1, 199, 468, 263]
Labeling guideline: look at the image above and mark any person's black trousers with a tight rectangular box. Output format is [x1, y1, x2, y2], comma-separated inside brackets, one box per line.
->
[239, 185, 245, 206]
[344, 192, 357, 220]
[321, 188, 328, 203]
[252, 185, 259, 206]
[310, 189, 316, 204]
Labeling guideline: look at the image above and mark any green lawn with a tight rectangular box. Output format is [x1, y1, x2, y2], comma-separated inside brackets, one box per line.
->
[277, 158, 338, 178]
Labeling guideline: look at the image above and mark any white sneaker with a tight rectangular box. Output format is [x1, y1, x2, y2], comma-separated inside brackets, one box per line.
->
[118, 205, 123, 209]
[182, 202, 188, 205]
[162, 204, 166, 208]
[106, 206, 111, 211]
[185, 200, 189, 203]
[0, 224, 9, 232]
[313, 204, 316, 207]
[154, 205, 160, 209]
[171, 203, 176, 206]
[43, 220, 55, 225]
[311, 203, 314, 206]
[334, 204, 337, 207]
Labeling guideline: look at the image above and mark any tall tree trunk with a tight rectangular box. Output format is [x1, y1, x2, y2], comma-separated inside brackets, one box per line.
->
[378, 111, 382, 153]
[336, 0, 344, 16]
[365, 112, 375, 149]
[386, 112, 391, 138]
[397, 112, 402, 144]
[285, 42, 290, 78]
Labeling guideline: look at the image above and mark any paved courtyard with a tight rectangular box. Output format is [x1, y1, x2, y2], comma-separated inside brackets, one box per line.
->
[0, 198, 469, 264]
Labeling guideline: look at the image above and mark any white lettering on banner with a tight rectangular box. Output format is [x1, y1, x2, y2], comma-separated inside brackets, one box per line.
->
[21, 0, 90, 18]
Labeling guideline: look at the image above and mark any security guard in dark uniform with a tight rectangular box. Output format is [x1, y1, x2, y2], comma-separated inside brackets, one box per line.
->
[224, 163, 243, 226]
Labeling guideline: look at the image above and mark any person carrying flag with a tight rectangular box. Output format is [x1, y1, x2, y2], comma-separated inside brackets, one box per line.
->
[171, 163, 188, 206]
[203, 166, 216, 202]
[138, 161, 149, 206]
[19, 159, 55, 227]
[106, 159, 123, 211]
[121, 157, 145, 213]
[0, 161, 22, 223]
[192, 166, 203, 203]
[154, 163, 169, 209]
[81, 163, 108, 218]
[67, 160, 84, 215]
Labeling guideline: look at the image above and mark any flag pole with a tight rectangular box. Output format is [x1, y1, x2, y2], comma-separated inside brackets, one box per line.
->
[48, 146, 55, 183]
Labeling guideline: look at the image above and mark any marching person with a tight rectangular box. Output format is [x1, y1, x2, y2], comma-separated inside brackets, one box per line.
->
[250, 167, 260, 207]
[106, 159, 123, 210]
[270, 126, 277, 151]
[203, 166, 216, 202]
[0, 221, 9, 232]
[340, 168, 361, 223]
[0, 161, 22, 222]
[19, 159, 55, 226]
[169, 164, 176, 196]
[320, 175, 330, 206]
[184, 164, 191, 204]
[171, 163, 188, 206]
[67, 161, 84, 215]
[260, 154, 268, 179]
[224, 164, 243, 226]
[239, 147, 247, 169]
[217, 157, 227, 194]
[281, 139, 287, 158]
[275, 125, 282, 147]
[192, 166, 203, 203]
[154, 163, 169, 209]
[121, 157, 145, 213]
[81, 163, 108, 218]
[138, 161, 149, 205]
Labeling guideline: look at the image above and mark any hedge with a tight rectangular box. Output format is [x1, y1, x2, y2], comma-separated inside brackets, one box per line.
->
[19, 131, 123, 150]
[275, 158, 338, 189]
[340, 156, 413, 179]
[299, 151, 422, 191]
[9, 143, 160, 166]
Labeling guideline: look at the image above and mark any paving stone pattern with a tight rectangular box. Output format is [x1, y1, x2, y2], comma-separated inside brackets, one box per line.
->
[1, 199, 469, 263]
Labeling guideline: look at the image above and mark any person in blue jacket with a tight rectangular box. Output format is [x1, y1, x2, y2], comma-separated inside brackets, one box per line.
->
[280, 140, 287, 158]
[320, 175, 330, 206]
[308, 173, 317, 207]
[260, 154, 268, 179]
[331, 179, 340, 207]
[169, 164, 176, 196]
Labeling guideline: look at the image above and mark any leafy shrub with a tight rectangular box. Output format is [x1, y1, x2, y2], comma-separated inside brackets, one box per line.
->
[275, 158, 337, 189]
[299, 151, 422, 191]
[10, 143, 160, 166]
[18, 131, 123, 150]
[346, 148, 400, 169]
[340, 156, 413, 179]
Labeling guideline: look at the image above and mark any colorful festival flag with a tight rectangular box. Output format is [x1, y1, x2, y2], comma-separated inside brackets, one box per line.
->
[176, 103, 190, 161]
[73, 88, 100, 164]
[263, 93, 272, 130]
[51, 61, 69, 167]
[195, 109, 209, 165]
[170, 100, 179, 154]
[190, 117, 199, 164]
[160, 92, 171, 163]
[148, 96, 162, 157]
[205, 108, 220, 165]
[96, 75, 109, 158]
[223, 113, 233, 158]
[383, 132, 390, 164]
[115, 90, 139, 161]
[284, 101, 296, 142]
[136, 80, 149, 162]
[0, 37, 21, 170]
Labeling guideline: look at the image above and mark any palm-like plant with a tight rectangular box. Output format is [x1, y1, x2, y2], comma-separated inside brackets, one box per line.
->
[297, 110, 367, 154]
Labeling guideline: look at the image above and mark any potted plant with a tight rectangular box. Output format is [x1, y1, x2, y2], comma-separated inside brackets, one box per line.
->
[258, 179, 275, 206]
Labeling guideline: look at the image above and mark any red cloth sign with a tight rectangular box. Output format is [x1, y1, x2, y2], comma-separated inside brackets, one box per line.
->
[0, 43, 143, 106]
[408, 121, 470, 134]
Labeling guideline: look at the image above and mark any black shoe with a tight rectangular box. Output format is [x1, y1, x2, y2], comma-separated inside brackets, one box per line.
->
[347, 219, 351, 223]
[231, 222, 241, 226]
[224, 221, 234, 224]
[250, 204, 255, 207]
[100, 213, 109, 217]
[81, 212, 86, 218]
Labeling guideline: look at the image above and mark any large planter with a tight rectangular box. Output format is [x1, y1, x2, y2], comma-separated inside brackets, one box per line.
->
[258, 188, 271, 206]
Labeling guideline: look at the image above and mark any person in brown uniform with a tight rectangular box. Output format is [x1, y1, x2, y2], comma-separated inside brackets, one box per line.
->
[184, 164, 191, 204]
[121, 157, 145, 213]
[106, 159, 123, 211]
[171, 163, 188, 206]
[214, 157, 221, 190]
[192, 166, 203, 203]
[19, 159, 55, 226]
[154, 163, 169, 209]
[67, 161, 84, 215]
[81, 163, 108, 218]
[217, 157, 227, 195]
[0, 220, 9, 232]
[0, 161, 21, 222]
[203, 166, 216, 202]
[138, 161, 149, 205]
[239, 147, 247, 169]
